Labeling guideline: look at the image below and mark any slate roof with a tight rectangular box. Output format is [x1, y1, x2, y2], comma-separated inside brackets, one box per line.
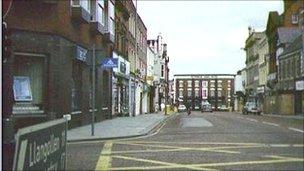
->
[277, 27, 301, 44]
[279, 34, 303, 58]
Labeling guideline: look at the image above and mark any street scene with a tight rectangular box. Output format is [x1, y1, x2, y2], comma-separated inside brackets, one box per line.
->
[2, 0, 304, 170]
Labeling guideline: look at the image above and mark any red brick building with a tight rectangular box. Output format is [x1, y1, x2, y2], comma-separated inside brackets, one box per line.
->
[174, 74, 235, 111]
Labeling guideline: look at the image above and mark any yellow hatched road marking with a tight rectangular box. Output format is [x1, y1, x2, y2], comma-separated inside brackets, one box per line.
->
[95, 141, 113, 171]
[108, 155, 304, 170]
[115, 141, 240, 154]
[111, 155, 217, 171]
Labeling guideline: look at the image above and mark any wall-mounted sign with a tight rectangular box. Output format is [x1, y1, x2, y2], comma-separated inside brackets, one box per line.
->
[295, 80, 304, 91]
[257, 86, 265, 93]
[101, 58, 118, 68]
[75, 46, 87, 62]
[13, 118, 67, 171]
[13, 76, 33, 101]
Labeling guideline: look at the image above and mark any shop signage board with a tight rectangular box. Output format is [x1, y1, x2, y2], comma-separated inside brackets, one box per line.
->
[13, 118, 67, 171]
[101, 58, 118, 68]
[75, 46, 87, 62]
[295, 80, 304, 91]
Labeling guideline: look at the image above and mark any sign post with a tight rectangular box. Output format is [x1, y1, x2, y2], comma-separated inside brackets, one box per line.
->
[13, 118, 68, 171]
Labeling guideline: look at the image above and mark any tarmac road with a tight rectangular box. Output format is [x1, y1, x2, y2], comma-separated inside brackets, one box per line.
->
[67, 111, 304, 170]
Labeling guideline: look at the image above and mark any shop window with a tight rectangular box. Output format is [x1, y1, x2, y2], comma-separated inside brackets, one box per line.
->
[71, 60, 83, 112]
[13, 54, 45, 114]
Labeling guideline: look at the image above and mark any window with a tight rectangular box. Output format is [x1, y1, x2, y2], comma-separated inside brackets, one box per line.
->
[195, 80, 199, 87]
[13, 55, 45, 113]
[179, 89, 183, 98]
[292, 13, 299, 24]
[187, 89, 192, 97]
[187, 81, 192, 87]
[202, 89, 207, 99]
[195, 89, 199, 97]
[72, 0, 90, 12]
[108, 0, 115, 35]
[96, 0, 105, 25]
[71, 60, 83, 112]
[179, 81, 183, 87]
[161, 65, 164, 77]
[210, 80, 215, 87]
[210, 90, 215, 97]
[218, 91, 222, 97]
[202, 81, 208, 87]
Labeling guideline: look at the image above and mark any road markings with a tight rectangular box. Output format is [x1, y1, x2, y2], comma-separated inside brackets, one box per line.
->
[262, 121, 279, 127]
[95, 141, 113, 171]
[288, 127, 304, 133]
[247, 118, 258, 122]
[111, 155, 217, 171]
[115, 141, 240, 154]
[108, 155, 304, 170]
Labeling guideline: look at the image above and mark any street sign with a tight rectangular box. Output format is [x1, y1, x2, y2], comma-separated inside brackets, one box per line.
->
[101, 58, 118, 68]
[13, 118, 68, 171]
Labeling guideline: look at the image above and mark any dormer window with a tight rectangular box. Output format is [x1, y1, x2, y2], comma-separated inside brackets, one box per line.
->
[292, 13, 298, 24]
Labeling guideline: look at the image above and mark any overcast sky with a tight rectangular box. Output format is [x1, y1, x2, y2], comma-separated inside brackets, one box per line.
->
[137, 1, 284, 78]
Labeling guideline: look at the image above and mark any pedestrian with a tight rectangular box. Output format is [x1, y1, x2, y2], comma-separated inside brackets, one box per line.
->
[161, 103, 165, 112]
[187, 106, 192, 115]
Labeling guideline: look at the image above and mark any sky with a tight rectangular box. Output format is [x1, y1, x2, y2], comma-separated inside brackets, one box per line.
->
[137, 0, 284, 78]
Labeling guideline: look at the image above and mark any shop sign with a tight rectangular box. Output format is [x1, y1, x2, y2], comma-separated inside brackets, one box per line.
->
[75, 46, 87, 62]
[101, 58, 118, 68]
[295, 80, 304, 90]
[13, 118, 67, 171]
[257, 86, 265, 93]
[120, 62, 126, 74]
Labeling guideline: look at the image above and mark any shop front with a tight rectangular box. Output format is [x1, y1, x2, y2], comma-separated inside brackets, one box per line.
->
[112, 52, 130, 117]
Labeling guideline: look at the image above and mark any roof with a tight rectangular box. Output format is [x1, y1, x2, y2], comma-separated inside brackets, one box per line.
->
[279, 34, 303, 57]
[277, 27, 301, 44]
[266, 11, 283, 36]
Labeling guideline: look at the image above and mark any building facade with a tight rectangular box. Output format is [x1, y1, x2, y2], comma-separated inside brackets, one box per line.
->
[244, 29, 264, 103]
[5, 0, 116, 130]
[265, 0, 303, 114]
[174, 74, 235, 111]
[278, 35, 303, 114]
[112, 0, 130, 117]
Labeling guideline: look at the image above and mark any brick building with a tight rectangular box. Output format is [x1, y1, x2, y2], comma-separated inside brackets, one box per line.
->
[265, 0, 303, 114]
[4, 0, 116, 130]
[173, 74, 235, 111]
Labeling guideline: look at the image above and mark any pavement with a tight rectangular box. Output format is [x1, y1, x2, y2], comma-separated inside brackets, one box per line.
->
[67, 112, 175, 142]
[235, 111, 304, 120]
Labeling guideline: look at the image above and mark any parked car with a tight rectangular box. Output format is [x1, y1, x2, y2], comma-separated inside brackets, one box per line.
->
[178, 104, 187, 112]
[201, 101, 213, 112]
[219, 105, 229, 111]
[242, 102, 261, 115]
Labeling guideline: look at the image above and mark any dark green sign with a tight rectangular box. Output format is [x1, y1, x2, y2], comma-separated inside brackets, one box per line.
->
[13, 118, 67, 171]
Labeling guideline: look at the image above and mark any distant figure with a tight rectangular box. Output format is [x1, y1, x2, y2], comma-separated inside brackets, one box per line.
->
[187, 106, 192, 115]
[161, 103, 165, 112]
